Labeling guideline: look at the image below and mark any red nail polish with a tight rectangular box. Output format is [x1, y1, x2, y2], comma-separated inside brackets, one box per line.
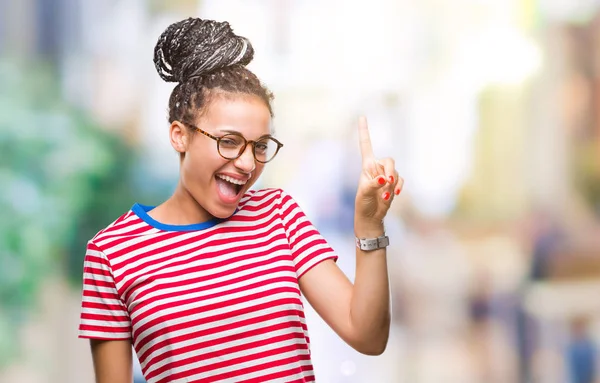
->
[395, 188, 401, 195]
[378, 177, 386, 185]
[389, 176, 395, 184]
[383, 192, 391, 200]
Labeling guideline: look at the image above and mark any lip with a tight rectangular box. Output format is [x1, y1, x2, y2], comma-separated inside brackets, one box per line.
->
[216, 172, 251, 183]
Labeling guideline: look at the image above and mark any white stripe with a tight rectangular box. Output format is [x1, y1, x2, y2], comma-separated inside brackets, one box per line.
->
[80, 306, 127, 317]
[95, 220, 152, 242]
[115, 221, 286, 296]
[111, 211, 280, 274]
[79, 330, 130, 340]
[134, 287, 300, 345]
[150, 340, 309, 383]
[124, 240, 290, 301]
[296, 251, 334, 276]
[286, 214, 312, 244]
[129, 261, 296, 321]
[122, 238, 289, 305]
[133, 279, 299, 331]
[82, 273, 113, 283]
[293, 230, 327, 252]
[110, 230, 199, 265]
[99, 225, 159, 248]
[99, 227, 171, 255]
[235, 192, 279, 211]
[82, 296, 123, 306]
[84, 248, 105, 259]
[135, 303, 305, 360]
[82, 285, 117, 294]
[80, 318, 130, 328]
[218, 360, 314, 383]
[79, 189, 325, 382]
[110, 201, 279, 267]
[143, 324, 306, 376]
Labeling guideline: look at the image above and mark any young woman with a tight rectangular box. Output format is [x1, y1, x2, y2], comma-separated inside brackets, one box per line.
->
[79, 17, 403, 383]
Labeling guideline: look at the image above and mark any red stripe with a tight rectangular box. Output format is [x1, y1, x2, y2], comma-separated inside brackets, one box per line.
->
[238, 365, 315, 383]
[143, 320, 307, 371]
[138, 308, 305, 364]
[131, 275, 299, 324]
[112, 216, 282, 285]
[150, 341, 309, 382]
[298, 255, 337, 278]
[82, 301, 126, 312]
[133, 288, 301, 349]
[119, 240, 289, 303]
[82, 278, 115, 289]
[80, 312, 130, 322]
[79, 324, 130, 333]
[78, 188, 334, 382]
[133, 298, 304, 352]
[129, 264, 297, 315]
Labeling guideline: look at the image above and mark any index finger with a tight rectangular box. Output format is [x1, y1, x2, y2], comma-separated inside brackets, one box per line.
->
[358, 116, 375, 162]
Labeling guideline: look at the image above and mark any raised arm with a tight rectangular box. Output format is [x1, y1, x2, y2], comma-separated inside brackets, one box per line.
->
[90, 339, 134, 383]
[299, 116, 402, 355]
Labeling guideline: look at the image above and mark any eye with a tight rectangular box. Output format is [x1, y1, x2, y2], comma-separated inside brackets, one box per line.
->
[255, 142, 269, 153]
[219, 135, 243, 148]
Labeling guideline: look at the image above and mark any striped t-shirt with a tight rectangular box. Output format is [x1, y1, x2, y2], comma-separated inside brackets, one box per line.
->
[78, 188, 338, 383]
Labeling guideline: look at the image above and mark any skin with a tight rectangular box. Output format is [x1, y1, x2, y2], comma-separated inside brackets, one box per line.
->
[90, 96, 403, 382]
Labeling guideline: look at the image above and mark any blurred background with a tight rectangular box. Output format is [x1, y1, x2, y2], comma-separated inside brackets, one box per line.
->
[2, 0, 600, 382]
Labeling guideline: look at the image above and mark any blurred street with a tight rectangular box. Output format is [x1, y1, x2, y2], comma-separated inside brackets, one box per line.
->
[2, 0, 600, 382]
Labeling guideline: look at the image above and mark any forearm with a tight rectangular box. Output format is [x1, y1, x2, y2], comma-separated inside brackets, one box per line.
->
[349, 219, 391, 355]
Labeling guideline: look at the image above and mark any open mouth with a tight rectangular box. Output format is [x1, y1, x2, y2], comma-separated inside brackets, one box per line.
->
[215, 174, 247, 200]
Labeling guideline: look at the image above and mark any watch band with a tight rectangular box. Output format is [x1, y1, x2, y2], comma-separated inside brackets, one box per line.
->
[355, 235, 389, 251]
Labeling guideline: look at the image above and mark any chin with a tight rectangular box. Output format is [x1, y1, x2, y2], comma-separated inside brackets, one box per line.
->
[209, 204, 239, 220]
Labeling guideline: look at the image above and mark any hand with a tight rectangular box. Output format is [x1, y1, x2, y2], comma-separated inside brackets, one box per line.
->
[354, 116, 403, 227]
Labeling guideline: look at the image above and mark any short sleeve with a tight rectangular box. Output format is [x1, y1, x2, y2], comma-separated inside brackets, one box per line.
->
[278, 190, 338, 278]
[78, 241, 131, 340]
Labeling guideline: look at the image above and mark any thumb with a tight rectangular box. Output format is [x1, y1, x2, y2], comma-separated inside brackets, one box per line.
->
[362, 163, 387, 193]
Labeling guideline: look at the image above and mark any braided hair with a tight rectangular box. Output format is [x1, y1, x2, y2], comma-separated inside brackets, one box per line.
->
[153, 18, 274, 125]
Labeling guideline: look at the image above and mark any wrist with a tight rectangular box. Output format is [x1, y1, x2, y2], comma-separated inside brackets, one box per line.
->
[354, 219, 385, 238]
[355, 235, 389, 251]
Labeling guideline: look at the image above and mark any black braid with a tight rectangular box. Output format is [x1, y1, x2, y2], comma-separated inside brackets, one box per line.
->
[153, 18, 274, 124]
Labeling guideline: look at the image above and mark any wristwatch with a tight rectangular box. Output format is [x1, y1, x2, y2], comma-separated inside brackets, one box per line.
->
[355, 235, 389, 251]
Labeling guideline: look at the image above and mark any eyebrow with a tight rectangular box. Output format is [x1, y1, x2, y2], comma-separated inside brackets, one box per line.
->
[217, 128, 275, 138]
[219, 129, 242, 135]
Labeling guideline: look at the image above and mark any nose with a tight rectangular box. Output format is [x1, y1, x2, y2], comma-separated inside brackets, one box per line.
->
[233, 144, 256, 173]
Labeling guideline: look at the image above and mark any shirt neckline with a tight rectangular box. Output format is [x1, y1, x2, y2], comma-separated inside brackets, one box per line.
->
[131, 203, 222, 232]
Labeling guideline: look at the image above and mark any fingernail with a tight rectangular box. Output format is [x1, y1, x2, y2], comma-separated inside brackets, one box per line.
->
[383, 192, 391, 200]
[389, 176, 395, 184]
[395, 188, 401, 195]
[378, 177, 386, 185]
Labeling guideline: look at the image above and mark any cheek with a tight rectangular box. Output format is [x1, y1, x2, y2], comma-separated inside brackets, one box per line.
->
[248, 164, 266, 185]
[181, 149, 223, 182]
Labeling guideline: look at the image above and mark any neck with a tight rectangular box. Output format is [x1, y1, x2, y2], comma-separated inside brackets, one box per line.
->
[149, 181, 213, 225]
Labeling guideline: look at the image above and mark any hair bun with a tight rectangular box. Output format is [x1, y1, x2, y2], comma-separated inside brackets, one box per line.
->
[153, 17, 254, 83]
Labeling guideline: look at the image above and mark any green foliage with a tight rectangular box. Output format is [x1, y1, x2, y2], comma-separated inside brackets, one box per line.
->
[0, 58, 137, 366]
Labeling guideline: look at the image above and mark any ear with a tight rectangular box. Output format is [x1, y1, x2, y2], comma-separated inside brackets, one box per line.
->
[169, 121, 188, 153]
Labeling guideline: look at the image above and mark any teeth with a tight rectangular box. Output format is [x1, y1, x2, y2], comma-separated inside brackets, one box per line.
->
[217, 174, 247, 185]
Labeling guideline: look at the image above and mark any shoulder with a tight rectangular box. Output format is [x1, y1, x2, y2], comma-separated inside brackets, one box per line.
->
[238, 188, 289, 207]
[87, 205, 143, 251]
[235, 188, 303, 215]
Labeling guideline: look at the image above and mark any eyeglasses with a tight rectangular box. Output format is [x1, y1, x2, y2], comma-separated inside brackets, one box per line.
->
[181, 121, 284, 164]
